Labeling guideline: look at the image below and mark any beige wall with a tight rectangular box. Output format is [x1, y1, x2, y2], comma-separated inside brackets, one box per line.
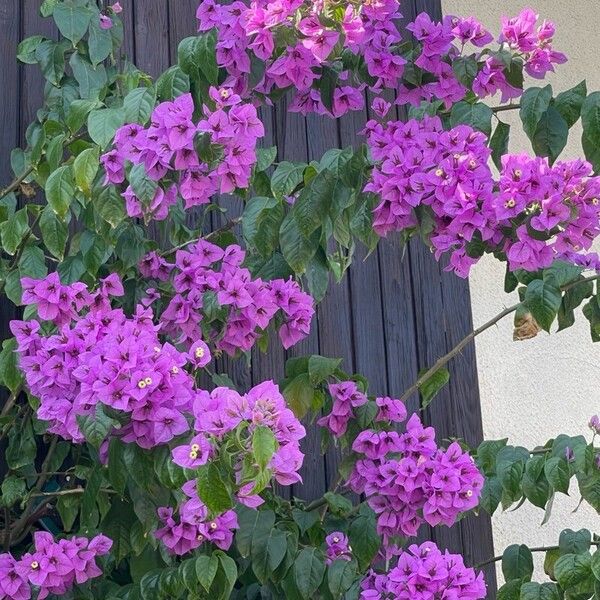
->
[442, 0, 600, 577]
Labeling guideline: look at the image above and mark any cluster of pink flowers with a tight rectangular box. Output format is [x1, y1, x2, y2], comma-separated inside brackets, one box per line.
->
[156, 380, 305, 555]
[318, 383, 407, 437]
[99, 2, 122, 30]
[11, 274, 199, 448]
[0, 533, 111, 600]
[407, 9, 565, 108]
[195, 1, 563, 116]
[139, 242, 314, 353]
[360, 542, 486, 600]
[155, 480, 239, 556]
[347, 414, 483, 544]
[365, 116, 600, 277]
[325, 532, 352, 565]
[196, 0, 402, 116]
[101, 90, 264, 221]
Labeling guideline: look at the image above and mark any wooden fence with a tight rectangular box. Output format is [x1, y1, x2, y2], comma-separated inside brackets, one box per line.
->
[0, 0, 497, 594]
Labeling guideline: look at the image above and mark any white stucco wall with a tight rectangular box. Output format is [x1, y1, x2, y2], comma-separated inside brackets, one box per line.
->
[442, 0, 600, 576]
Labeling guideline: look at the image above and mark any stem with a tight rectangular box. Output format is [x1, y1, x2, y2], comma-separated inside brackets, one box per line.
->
[160, 217, 242, 257]
[400, 303, 520, 403]
[29, 488, 117, 498]
[0, 131, 83, 203]
[0, 167, 35, 201]
[476, 541, 600, 569]
[0, 383, 23, 417]
[0, 211, 43, 296]
[399, 274, 600, 404]
[491, 103, 521, 113]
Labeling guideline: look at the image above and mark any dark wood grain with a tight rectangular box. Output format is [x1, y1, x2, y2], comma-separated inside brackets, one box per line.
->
[0, 1, 496, 594]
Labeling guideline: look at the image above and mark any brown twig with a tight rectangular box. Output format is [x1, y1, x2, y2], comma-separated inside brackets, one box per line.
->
[160, 217, 242, 257]
[476, 541, 600, 570]
[399, 274, 600, 404]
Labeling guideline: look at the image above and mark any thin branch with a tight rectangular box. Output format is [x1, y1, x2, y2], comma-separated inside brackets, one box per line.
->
[399, 274, 600, 404]
[491, 103, 521, 113]
[0, 383, 23, 417]
[400, 302, 520, 403]
[0, 131, 84, 203]
[476, 541, 600, 570]
[0, 167, 35, 201]
[29, 488, 117, 498]
[160, 217, 242, 257]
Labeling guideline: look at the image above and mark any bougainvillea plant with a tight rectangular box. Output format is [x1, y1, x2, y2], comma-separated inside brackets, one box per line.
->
[0, 1, 598, 599]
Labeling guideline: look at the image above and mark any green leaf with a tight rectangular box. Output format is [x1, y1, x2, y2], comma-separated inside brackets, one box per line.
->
[17, 36, 46, 64]
[35, 39, 67, 86]
[236, 506, 276, 558]
[255, 146, 277, 172]
[554, 552, 593, 590]
[40, 0, 59, 17]
[39, 206, 68, 260]
[306, 248, 329, 302]
[591, 549, 600, 580]
[327, 559, 357, 599]
[57, 254, 86, 284]
[128, 163, 158, 204]
[283, 373, 315, 419]
[319, 65, 339, 113]
[73, 147, 99, 196]
[521, 456, 551, 509]
[419, 367, 450, 409]
[19, 245, 47, 279]
[520, 86, 553, 139]
[0, 476, 26, 508]
[308, 355, 342, 385]
[293, 169, 337, 236]
[156, 66, 190, 100]
[554, 80, 586, 127]
[271, 161, 306, 200]
[6, 417, 36, 470]
[107, 438, 128, 495]
[88, 107, 126, 149]
[96, 185, 126, 228]
[519, 582, 560, 600]
[57, 493, 80, 533]
[293, 548, 326, 599]
[102, 498, 135, 563]
[77, 404, 119, 449]
[242, 196, 284, 258]
[0, 338, 23, 394]
[53, 0, 93, 45]
[323, 492, 353, 516]
[0, 208, 29, 255]
[195, 554, 219, 592]
[45, 165, 75, 219]
[196, 463, 232, 515]
[70, 53, 108, 99]
[178, 32, 219, 85]
[502, 545, 534, 582]
[88, 14, 113, 66]
[531, 107, 568, 164]
[450, 101, 493, 136]
[66, 99, 101, 134]
[279, 213, 320, 274]
[543, 260, 583, 289]
[452, 55, 478, 87]
[490, 121, 510, 170]
[124, 87, 157, 125]
[348, 509, 380, 571]
[581, 92, 600, 172]
[214, 551, 237, 599]
[544, 457, 571, 495]
[523, 279, 562, 332]
[559, 529, 591, 555]
[251, 527, 288, 583]
[252, 425, 277, 470]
